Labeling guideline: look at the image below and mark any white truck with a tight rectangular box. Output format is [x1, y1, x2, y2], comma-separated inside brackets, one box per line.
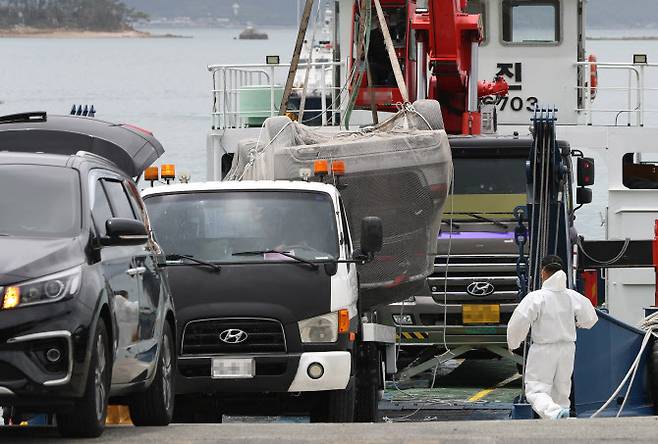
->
[142, 180, 397, 422]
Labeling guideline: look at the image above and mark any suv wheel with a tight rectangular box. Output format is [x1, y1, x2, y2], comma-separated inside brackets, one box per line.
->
[57, 320, 110, 438]
[130, 322, 175, 426]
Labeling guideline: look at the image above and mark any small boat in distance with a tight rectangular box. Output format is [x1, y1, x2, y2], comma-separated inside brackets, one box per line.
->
[238, 25, 268, 40]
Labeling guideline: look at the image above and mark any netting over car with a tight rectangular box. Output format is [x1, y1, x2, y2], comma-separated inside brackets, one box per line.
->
[226, 100, 453, 309]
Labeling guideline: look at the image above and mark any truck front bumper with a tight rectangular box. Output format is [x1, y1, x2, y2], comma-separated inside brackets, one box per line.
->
[176, 351, 351, 394]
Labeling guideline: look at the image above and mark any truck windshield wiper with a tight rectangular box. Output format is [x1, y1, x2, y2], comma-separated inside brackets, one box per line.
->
[165, 254, 221, 272]
[455, 213, 509, 230]
[232, 250, 319, 270]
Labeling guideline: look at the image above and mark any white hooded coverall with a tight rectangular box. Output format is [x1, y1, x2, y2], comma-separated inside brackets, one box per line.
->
[507, 270, 598, 419]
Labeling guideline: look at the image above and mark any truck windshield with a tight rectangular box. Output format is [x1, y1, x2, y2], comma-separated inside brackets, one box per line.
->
[448, 157, 527, 221]
[0, 165, 81, 237]
[144, 190, 340, 262]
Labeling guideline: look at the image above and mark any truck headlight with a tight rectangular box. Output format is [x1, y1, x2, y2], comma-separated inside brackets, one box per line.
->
[1, 266, 82, 310]
[298, 312, 338, 343]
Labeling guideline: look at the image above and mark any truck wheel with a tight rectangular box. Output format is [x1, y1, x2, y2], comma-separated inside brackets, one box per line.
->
[57, 320, 110, 438]
[355, 342, 381, 422]
[310, 382, 355, 423]
[129, 322, 175, 426]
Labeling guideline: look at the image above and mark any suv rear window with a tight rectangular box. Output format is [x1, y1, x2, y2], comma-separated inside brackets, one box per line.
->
[0, 165, 81, 237]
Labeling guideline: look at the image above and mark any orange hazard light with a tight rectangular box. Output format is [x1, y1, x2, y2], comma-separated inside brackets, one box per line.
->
[161, 164, 176, 180]
[313, 160, 329, 176]
[144, 166, 159, 181]
[331, 160, 346, 176]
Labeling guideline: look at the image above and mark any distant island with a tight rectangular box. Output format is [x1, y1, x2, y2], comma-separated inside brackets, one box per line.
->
[0, 0, 148, 36]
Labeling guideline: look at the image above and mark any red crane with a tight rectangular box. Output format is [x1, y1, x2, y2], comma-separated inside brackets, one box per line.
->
[351, 0, 508, 135]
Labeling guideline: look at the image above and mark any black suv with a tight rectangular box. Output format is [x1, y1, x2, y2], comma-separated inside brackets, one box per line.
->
[0, 113, 176, 437]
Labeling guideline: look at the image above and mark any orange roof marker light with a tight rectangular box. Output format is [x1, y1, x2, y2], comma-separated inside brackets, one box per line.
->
[144, 166, 159, 186]
[161, 164, 176, 184]
[313, 159, 329, 177]
[331, 160, 346, 177]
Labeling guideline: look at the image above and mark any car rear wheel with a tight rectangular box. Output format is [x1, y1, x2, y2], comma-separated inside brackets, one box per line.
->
[57, 320, 110, 438]
[130, 322, 175, 426]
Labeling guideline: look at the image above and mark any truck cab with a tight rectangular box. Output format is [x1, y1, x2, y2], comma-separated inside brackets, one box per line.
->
[377, 135, 575, 363]
[141, 180, 388, 422]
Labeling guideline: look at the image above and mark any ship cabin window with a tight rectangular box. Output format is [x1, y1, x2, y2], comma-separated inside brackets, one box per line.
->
[502, 0, 560, 44]
[364, 6, 407, 87]
[464, 0, 487, 44]
[622, 153, 658, 189]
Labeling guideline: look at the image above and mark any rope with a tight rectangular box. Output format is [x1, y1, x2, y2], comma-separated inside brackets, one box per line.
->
[577, 236, 631, 266]
[590, 311, 658, 418]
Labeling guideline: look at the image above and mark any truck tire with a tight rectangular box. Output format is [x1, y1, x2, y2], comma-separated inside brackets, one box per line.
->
[129, 322, 175, 426]
[355, 342, 381, 422]
[56, 320, 110, 438]
[310, 382, 355, 423]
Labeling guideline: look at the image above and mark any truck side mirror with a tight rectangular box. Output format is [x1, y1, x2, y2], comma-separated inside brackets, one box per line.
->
[577, 157, 595, 187]
[360, 216, 383, 255]
[576, 187, 593, 205]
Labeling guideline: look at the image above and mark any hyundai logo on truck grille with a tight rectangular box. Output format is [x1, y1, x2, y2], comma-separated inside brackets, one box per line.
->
[466, 281, 495, 297]
[219, 328, 248, 344]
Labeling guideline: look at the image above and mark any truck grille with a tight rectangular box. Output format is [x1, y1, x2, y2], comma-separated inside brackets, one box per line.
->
[182, 318, 286, 355]
[428, 254, 521, 304]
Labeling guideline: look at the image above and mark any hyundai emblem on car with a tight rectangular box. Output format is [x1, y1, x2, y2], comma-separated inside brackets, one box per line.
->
[466, 281, 495, 297]
[219, 328, 249, 344]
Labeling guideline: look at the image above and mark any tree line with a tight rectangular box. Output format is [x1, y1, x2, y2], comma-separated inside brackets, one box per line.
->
[0, 0, 148, 31]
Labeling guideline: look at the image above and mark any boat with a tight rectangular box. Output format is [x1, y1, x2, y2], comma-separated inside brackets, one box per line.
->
[238, 25, 267, 40]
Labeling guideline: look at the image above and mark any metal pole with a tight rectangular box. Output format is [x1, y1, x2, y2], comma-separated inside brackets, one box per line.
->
[279, 0, 315, 116]
[321, 64, 328, 126]
[468, 41, 479, 112]
[416, 41, 426, 101]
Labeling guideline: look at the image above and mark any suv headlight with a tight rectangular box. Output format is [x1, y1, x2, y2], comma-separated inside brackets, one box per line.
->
[1, 266, 82, 310]
[298, 312, 338, 343]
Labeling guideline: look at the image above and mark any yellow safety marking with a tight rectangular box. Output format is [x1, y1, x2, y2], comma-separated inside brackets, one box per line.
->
[414, 332, 425, 339]
[467, 373, 522, 402]
[468, 388, 495, 402]
[401, 332, 414, 340]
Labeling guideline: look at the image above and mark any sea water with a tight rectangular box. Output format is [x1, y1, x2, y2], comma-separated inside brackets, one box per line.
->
[1, 27, 657, 239]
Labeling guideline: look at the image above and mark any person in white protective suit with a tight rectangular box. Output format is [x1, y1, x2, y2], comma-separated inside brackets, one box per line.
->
[507, 255, 598, 419]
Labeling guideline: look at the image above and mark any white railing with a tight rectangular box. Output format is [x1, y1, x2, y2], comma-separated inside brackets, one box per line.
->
[576, 61, 658, 127]
[208, 62, 346, 130]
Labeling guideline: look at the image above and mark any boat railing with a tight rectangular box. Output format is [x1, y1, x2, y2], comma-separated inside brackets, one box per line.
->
[208, 62, 346, 130]
[576, 60, 658, 127]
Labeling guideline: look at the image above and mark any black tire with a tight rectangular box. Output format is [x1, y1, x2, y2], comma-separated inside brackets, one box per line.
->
[310, 382, 355, 423]
[355, 342, 381, 422]
[57, 320, 110, 438]
[130, 322, 175, 426]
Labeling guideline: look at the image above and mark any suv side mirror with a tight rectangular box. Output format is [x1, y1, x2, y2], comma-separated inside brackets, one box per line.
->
[576, 187, 593, 205]
[103, 218, 148, 246]
[360, 216, 383, 255]
[577, 157, 595, 187]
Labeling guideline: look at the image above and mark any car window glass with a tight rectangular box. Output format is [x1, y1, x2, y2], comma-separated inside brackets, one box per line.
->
[104, 180, 136, 219]
[339, 198, 352, 255]
[124, 181, 146, 223]
[92, 181, 113, 237]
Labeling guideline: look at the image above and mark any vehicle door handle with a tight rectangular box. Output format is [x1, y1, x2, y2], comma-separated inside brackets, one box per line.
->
[126, 267, 146, 277]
